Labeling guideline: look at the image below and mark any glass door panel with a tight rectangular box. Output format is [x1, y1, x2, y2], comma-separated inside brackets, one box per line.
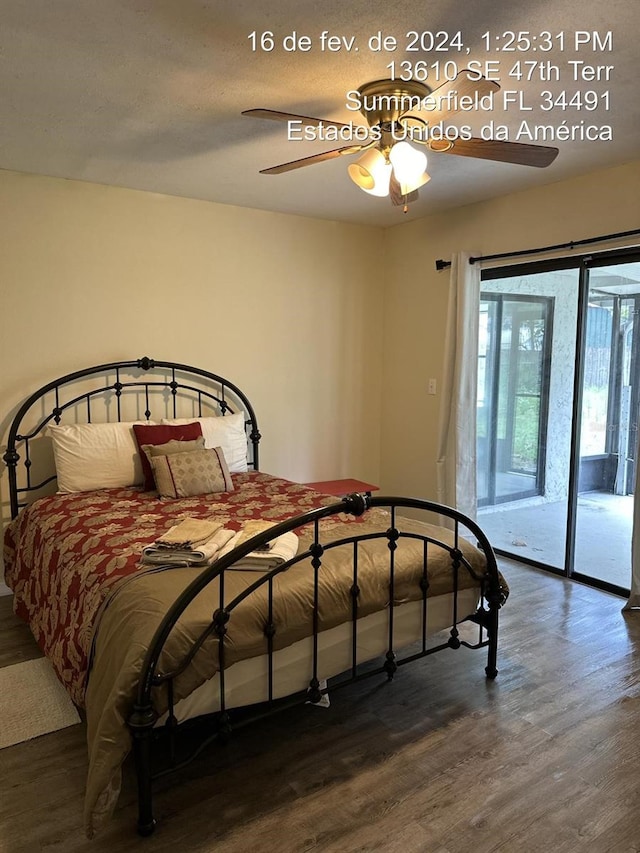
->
[477, 270, 579, 570]
[477, 299, 495, 505]
[574, 262, 640, 588]
[497, 298, 549, 501]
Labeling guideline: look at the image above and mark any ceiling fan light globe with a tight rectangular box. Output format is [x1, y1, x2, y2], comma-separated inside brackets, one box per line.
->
[347, 148, 389, 192]
[398, 170, 431, 195]
[389, 141, 428, 192]
[347, 162, 375, 190]
[363, 162, 393, 196]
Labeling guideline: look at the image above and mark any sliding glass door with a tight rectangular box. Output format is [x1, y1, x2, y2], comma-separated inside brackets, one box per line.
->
[478, 267, 579, 571]
[477, 249, 640, 593]
[573, 261, 640, 588]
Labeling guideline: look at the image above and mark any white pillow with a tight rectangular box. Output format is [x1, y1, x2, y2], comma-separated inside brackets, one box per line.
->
[161, 413, 248, 473]
[48, 421, 150, 493]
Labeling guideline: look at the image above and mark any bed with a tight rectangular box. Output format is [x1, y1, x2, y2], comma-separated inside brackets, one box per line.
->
[2, 357, 507, 837]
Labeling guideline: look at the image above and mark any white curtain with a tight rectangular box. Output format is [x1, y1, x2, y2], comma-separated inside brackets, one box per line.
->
[435, 251, 481, 519]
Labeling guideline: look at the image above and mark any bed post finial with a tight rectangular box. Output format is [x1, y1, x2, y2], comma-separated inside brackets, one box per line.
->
[342, 492, 370, 516]
[137, 357, 155, 371]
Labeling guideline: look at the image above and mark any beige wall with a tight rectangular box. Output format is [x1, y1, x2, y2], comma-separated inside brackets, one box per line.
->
[0, 169, 385, 534]
[1, 160, 639, 544]
[380, 159, 640, 499]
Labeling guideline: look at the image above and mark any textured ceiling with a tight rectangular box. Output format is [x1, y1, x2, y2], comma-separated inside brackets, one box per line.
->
[1, 0, 637, 226]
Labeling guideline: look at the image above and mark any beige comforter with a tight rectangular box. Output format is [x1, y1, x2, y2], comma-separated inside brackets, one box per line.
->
[84, 510, 493, 835]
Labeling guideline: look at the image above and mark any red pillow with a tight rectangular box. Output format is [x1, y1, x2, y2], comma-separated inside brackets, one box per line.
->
[133, 422, 203, 490]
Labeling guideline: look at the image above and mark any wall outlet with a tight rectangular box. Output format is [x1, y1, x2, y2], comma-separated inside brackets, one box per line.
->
[428, 378, 437, 395]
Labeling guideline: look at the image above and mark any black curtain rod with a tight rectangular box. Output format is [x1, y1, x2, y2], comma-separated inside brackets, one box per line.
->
[434, 228, 640, 271]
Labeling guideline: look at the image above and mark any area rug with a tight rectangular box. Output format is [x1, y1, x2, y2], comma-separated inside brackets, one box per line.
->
[0, 657, 81, 749]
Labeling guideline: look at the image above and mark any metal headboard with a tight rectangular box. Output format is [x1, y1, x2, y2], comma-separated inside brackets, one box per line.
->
[3, 357, 261, 519]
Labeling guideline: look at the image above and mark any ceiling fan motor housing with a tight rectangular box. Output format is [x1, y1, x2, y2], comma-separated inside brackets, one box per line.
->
[356, 79, 432, 129]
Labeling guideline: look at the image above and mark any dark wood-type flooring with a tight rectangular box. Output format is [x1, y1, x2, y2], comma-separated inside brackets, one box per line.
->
[2, 561, 640, 853]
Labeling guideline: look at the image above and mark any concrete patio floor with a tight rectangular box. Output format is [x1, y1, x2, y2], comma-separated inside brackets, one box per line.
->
[478, 491, 633, 590]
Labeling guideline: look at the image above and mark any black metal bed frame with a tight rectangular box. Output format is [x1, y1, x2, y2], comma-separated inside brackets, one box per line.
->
[2, 358, 504, 837]
[3, 356, 260, 519]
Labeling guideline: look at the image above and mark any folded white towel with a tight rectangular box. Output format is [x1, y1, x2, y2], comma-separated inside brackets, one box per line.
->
[232, 519, 276, 547]
[154, 517, 222, 549]
[219, 530, 299, 571]
[142, 528, 235, 566]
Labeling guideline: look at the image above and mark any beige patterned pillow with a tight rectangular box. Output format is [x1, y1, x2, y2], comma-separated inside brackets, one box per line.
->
[141, 436, 205, 464]
[149, 447, 234, 498]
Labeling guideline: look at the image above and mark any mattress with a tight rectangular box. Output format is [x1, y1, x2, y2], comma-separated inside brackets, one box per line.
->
[160, 589, 480, 723]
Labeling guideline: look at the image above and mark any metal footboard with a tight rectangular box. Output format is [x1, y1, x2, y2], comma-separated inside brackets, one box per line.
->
[128, 493, 504, 836]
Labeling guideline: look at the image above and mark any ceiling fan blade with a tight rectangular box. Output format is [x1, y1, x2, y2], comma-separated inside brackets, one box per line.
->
[242, 108, 355, 132]
[431, 137, 558, 167]
[259, 145, 365, 174]
[403, 70, 500, 125]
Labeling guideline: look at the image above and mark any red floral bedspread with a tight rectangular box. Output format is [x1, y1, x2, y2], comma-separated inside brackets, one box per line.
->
[3, 472, 347, 706]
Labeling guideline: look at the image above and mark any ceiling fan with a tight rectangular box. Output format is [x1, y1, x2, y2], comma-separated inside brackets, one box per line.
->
[242, 71, 559, 211]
